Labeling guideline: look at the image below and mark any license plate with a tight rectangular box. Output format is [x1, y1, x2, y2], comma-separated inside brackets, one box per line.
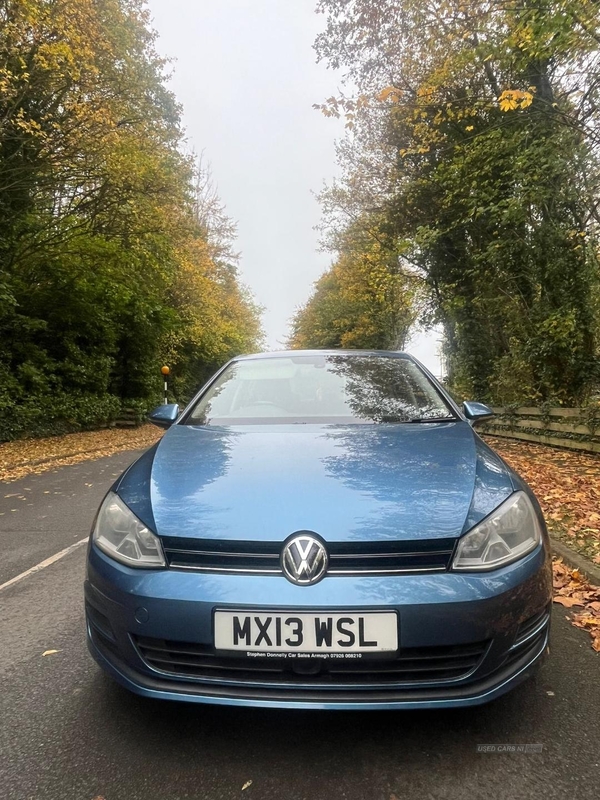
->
[214, 610, 398, 656]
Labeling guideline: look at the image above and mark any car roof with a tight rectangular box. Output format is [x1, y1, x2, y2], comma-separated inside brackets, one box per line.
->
[232, 349, 414, 362]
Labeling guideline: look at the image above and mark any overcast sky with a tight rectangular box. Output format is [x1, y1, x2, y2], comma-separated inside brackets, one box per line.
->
[146, 0, 441, 374]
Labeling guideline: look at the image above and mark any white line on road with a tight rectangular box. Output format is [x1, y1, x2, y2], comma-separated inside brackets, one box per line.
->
[0, 538, 88, 593]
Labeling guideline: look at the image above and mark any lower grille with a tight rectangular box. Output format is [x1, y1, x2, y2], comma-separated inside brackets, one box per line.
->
[161, 537, 456, 575]
[503, 606, 551, 669]
[514, 606, 551, 647]
[132, 635, 489, 687]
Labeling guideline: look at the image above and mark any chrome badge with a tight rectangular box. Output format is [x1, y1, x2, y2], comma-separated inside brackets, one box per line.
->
[281, 534, 328, 586]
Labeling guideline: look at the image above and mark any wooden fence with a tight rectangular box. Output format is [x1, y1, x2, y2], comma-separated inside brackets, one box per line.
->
[481, 406, 600, 454]
[113, 408, 145, 428]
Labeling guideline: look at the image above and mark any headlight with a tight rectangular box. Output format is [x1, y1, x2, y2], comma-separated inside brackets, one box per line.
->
[452, 491, 542, 571]
[92, 492, 165, 568]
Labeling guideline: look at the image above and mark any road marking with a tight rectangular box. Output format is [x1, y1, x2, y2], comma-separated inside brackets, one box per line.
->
[0, 538, 88, 593]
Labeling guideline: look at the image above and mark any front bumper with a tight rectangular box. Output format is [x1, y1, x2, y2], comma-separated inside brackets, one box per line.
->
[85, 541, 552, 710]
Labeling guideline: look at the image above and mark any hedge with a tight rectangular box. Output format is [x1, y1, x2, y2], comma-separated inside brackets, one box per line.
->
[1, 393, 125, 442]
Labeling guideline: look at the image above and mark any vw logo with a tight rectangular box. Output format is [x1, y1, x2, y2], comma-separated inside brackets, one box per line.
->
[281, 534, 328, 586]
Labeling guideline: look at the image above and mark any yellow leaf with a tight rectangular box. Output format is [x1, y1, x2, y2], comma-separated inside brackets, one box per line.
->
[376, 86, 402, 103]
[519, 92, 533, 109]
[465, 125, 474, 132]
[498, 89, 533, 112]
[499, 96, 518, 112]
[42, 649, 60, 656]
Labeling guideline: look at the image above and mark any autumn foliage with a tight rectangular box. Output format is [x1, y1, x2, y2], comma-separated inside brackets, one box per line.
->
[289, 221, 418, 350]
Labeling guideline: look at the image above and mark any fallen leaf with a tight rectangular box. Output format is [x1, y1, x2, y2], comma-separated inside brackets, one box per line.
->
[242, 781, 253, 791]
[574, 616, 600, 626]
[553, 595, 585, 608]
[42, 649, 60, 656]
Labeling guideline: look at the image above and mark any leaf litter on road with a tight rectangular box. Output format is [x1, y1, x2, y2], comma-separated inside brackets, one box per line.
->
[0, 425, 162, 483]
[553, 560, 600, 651]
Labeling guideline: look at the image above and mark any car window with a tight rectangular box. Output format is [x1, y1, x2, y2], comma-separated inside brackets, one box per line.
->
[184, 354, 455, 425]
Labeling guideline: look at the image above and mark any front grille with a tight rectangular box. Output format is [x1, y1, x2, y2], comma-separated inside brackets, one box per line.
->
[161, 537, 456, 576]
[132, 635, 489, 687]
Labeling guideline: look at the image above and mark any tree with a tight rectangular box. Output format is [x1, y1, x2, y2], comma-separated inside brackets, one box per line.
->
[289, 217, 418, 350]
[314, 0, 600, 403]
[0, 0, 262, 439]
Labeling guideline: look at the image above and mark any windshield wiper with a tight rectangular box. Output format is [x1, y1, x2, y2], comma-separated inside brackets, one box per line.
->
[375, 415, 455, 424]
[406, 416, 455, 423]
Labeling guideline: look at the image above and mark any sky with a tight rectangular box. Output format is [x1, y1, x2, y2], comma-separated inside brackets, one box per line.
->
[146, 0, 442, 375]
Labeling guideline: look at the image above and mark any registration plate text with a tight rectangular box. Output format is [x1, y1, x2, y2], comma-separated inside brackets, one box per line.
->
[214, 611, 398, 655]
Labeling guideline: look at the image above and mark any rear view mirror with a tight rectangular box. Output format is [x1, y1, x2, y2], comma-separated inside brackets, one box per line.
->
[148, 403, 180, 429]
[463, 401, 494, 425]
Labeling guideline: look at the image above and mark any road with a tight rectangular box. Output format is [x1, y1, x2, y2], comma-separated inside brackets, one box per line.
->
[1, 450, 599, 800]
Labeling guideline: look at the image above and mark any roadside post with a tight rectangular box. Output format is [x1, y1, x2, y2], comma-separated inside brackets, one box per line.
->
[161, 365, 170, 405]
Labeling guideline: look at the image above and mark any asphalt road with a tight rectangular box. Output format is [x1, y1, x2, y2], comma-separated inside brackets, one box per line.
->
[1, 451, 599, 800]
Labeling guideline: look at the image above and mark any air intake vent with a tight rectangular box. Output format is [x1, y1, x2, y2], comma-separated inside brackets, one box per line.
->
[133, 635, 489, 687]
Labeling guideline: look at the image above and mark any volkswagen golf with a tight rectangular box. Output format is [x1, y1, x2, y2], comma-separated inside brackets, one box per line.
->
[85, 350, 552, 709]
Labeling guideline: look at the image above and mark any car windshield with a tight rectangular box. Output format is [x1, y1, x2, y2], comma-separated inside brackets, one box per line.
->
[184, 354, 455, 425]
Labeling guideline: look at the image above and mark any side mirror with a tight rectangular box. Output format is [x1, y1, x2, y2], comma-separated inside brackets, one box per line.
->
[463, 401, 494, 426]
[148, 403, 180, 429]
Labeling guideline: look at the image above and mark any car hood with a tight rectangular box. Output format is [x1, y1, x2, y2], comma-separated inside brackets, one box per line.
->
[117, 422, 515, 543]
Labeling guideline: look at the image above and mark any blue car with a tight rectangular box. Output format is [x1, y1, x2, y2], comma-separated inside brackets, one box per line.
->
[85, 350, 552, 710]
